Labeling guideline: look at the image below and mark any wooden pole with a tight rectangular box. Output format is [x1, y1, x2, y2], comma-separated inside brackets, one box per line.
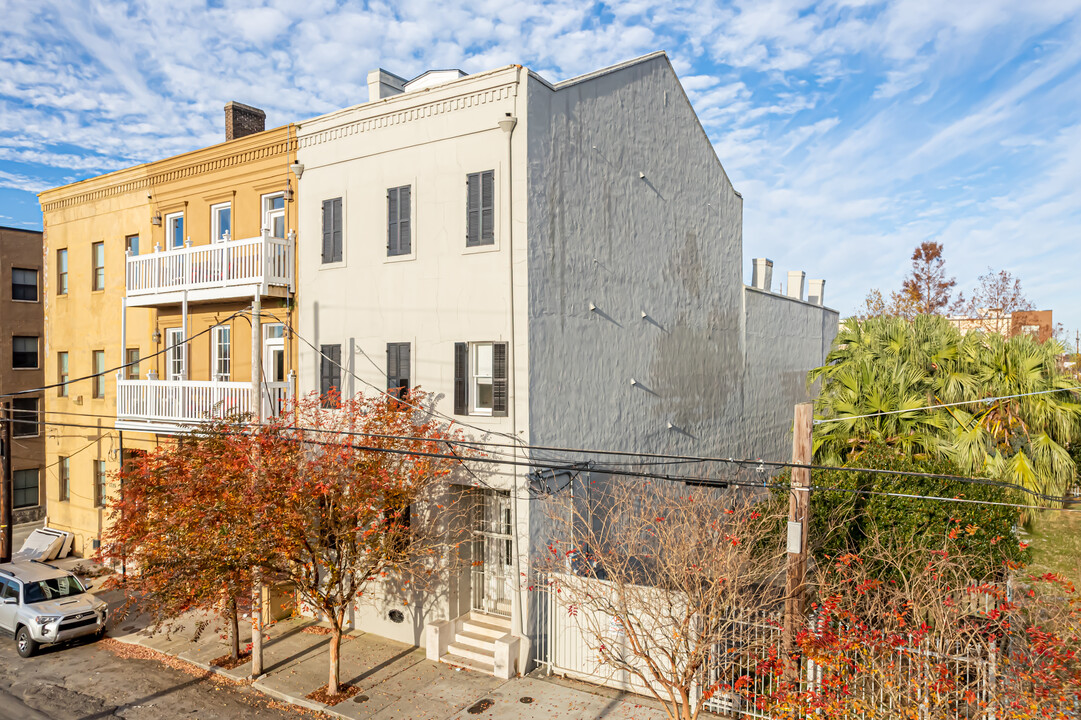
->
[784, 403, 813, 661]
[251, 292, 264, 678]
[1, 401, 13, 563]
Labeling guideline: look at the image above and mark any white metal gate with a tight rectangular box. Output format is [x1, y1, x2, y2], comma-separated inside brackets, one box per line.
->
[471, 490, 513, 618]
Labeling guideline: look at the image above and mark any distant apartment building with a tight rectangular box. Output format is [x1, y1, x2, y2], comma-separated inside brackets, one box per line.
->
[947, 308, 1055, 343]
[0, 226, 46, 524]
[294, 52, 838, 674]
[38, 106, 298, 556]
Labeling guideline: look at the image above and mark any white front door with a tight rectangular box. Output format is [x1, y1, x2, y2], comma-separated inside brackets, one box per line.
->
[211, 325, 231, 382]
[262, 193, 285, 239]
[472, 490, 514, 618]
[165, 328, 185, 381]
[263, 324, 285, 382]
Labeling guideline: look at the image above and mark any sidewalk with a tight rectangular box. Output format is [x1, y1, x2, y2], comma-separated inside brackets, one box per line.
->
[93, 586, 668, 720]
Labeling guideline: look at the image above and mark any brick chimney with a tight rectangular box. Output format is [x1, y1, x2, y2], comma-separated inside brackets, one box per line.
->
[224, 101, 266, 141]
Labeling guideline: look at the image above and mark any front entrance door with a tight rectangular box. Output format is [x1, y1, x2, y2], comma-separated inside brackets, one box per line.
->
[471, 490, 514, 618]
[263, 324, 286, 417]
[165, 328, 185, 381]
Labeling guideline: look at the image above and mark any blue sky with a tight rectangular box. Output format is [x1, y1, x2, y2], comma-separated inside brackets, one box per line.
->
[2, 0, 1080, 335]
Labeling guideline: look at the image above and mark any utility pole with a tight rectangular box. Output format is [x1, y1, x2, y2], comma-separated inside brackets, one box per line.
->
[1, 401, 13, 563]
[783, 403, 812, 661]
[250, 292, 264, 678]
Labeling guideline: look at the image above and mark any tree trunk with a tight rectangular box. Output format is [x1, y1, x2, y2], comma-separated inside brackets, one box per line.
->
[328, 623, 342, 696]
[228, 597, 240, 661]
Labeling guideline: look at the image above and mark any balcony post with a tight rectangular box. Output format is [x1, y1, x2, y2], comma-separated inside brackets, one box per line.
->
[251, 291, 263, 424]
[181, 290, 188, 380]
[120, 296, 127, 379]
[250, 289, 264, 677]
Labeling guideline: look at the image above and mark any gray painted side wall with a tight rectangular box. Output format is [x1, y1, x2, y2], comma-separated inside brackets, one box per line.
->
[524, 55, 748, 459]
[742, 287, 839, 460]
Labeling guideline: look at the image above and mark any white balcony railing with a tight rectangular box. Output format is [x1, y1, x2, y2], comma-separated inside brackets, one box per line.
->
[116, 378, 290, 427]
[126, 233, 293, 299]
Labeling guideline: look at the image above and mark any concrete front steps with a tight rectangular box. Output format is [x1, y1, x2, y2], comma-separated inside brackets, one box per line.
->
[438, 611, 512, 675]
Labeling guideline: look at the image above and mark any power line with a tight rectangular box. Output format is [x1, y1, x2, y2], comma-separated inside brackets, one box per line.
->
[0, 309, 248, 399]
[813, 384, 1081, 425]
[12, 413, 1080, 513]
[248, 311, 552, 458]
[12, 400, 1069, 505]
[10, 304, 1070, 506]
[798, 483, 1081, 515]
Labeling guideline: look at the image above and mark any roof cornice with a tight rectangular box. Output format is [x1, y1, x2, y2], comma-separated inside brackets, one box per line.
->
[40, 127, 296, 214]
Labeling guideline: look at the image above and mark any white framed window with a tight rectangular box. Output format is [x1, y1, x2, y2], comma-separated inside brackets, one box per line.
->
[471, 342, 494, 414]
[91, 241, 104, 291]
[263, 323, 285, 383]
[454, 342, 508, 417]
[211, 202, 232, 242]
[262, 192, 285, 239]
[211, 325, 231, 382]
[166, 327, 185, 380]
[165, 212, 185, 249]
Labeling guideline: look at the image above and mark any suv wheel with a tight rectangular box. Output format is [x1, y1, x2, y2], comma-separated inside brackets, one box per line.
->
[16, 626, 37, 658]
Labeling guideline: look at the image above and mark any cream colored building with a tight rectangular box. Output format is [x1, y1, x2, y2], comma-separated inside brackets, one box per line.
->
[38, 108, 299, 556]
[295, 53, 837, 676]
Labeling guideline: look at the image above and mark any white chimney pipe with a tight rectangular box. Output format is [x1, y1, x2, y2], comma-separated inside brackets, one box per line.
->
[808, 279, 825, 306]
[367, 69, 406, 101]
[787, 271, 805, 301]
[751, 258, 773, 291]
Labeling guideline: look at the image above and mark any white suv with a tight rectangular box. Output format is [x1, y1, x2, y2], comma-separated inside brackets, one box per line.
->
[0, 561, 108, 657]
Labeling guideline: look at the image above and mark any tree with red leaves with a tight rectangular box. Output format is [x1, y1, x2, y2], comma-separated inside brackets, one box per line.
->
[250, 391, 467, 697]
[858, 241, 963, 320]
[100, 422, 258, 662]
[766, 532, 1081, 719]
[102, 390, 468, 697]
[899, 241, 963, 316]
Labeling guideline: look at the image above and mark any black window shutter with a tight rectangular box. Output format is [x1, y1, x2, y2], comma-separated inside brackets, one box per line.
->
[332, 198, 343, 262]
[399, 186, 411, 255]
[493, 342, 508, 416]
[386, 342, 399, 394]
[399, 342, 410, 394]
[481, 171, 494, 245]
[454, 342, 468, 415]
[321, 200, 332, 262]
[387, 188, 398, 256]
[466, 174, 480, 246]
[321, 344, 341, 407]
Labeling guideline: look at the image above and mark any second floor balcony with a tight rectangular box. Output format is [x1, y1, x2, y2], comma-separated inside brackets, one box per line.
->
[125, 231, 294, 306]
[115, 375, 291, 434]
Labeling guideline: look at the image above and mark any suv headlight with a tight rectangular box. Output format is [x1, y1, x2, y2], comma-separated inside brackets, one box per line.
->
[34, 615, 61, 625]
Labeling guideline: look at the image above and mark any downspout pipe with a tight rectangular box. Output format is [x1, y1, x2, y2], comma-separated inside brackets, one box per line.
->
[499, 66, 526, 648]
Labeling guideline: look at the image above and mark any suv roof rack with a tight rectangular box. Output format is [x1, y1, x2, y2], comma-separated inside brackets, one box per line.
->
[29, 559, 61, 571]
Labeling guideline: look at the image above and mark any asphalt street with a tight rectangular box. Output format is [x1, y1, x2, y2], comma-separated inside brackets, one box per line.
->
[0, 633, 308, 719]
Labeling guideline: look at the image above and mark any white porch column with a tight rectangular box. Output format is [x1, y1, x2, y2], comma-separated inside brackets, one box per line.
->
[251, 292, 263, 422]
[181, 290, 188, 380]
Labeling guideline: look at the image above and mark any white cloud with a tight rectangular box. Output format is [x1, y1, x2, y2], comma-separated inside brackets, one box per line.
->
[1, 0, 1079, 331]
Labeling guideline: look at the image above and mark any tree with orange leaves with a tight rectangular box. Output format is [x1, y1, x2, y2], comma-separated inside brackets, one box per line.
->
[250, 390, 468, 698]
[102, 390, 468, 697]
[99, 421, 258, 663]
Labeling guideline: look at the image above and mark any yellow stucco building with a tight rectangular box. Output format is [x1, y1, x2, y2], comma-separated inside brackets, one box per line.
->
[38, 111, 299, 556]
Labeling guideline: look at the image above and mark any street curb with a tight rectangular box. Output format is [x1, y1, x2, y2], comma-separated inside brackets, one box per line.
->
[109, 631, 343, 715]
[251, 678, 341, 718]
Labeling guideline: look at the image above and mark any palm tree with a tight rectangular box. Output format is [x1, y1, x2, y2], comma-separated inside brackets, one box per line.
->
[810, 315, 1081, 506]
